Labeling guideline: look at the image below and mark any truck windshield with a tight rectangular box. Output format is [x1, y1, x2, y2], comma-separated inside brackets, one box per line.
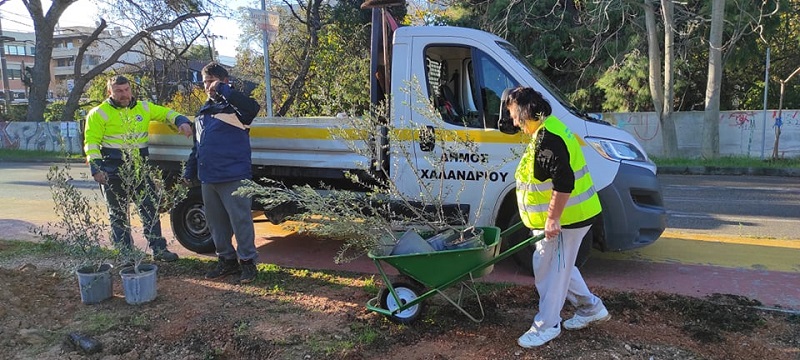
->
[497, 42, 603, 124]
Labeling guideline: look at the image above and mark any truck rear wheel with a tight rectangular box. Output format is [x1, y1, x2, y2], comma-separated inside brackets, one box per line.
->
[171, 187, 215, 254]
[498, 210, 592, 275]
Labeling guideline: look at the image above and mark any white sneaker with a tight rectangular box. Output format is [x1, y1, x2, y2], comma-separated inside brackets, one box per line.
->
[563, 307, 610, 330]
[517, 324, 561, 348]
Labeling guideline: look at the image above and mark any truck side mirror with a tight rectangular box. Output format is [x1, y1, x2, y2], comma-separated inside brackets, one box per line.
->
[498, 88, 520, 134]
[498, 108, 519, 134]
[419, 125, 435, 152]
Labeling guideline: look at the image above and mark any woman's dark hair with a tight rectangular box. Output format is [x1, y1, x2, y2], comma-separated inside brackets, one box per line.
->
[506, 86, 552, 124]
[202, 62, 229, 80]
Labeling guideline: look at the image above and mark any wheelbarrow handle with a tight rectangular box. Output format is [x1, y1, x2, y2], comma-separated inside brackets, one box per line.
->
[500, 221, 526, 238]
[468, 227, 544, 272]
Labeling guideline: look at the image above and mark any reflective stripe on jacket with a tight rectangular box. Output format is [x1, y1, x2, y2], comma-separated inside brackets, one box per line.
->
[515, 115, 601, 228]
[84, 99, 186, 175]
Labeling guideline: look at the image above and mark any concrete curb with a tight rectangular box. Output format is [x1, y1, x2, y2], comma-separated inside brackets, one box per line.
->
[658, 166, 800, 177]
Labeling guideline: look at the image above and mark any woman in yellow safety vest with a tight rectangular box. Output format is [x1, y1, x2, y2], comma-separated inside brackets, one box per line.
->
[505, 87, 611, 349]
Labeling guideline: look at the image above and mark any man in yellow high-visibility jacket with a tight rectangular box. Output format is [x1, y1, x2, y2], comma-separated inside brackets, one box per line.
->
[504, 87, 610, 349]
[84, 75, 192, 262]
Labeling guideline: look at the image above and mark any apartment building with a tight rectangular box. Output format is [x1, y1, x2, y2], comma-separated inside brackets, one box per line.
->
[51, 26, 144, 99]
[0, 26, 144, 102]
[0, 30, 35, 103]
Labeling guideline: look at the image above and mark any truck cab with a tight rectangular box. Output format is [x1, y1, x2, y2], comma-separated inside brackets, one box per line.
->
[383, 26, 666, 269]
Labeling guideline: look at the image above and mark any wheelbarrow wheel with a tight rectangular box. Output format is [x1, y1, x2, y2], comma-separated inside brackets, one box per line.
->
[378, 282, 425, 325]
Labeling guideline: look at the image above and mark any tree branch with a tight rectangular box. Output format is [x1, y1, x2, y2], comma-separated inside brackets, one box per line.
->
[284, 0, 309, 25]
[77, 12, 210, 82]
[73, 19, 109, 78]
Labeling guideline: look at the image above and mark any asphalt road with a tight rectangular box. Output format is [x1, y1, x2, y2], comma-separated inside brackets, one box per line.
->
[4, 163, 798, 241]
[660, 173, 800, 240]
[1, 162, 798, 309]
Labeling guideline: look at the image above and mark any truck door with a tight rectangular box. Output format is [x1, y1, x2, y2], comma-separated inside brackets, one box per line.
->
[390, 43, 526, 226]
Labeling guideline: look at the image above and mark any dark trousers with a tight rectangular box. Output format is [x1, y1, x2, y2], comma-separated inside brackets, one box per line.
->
[201, 180, 257, 262]
[100, 176, 167, 251]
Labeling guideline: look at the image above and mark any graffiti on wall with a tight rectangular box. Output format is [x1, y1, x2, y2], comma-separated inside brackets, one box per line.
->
[723, 111, 756, 129]
[607, 110, 800, 157]
[0, 122, 83, 154]
[778, 110, 800, 127]
[611, 113, 660, 141]
[718, 110, 800, 129]
[5, 111, 800, 158]
[614, 110, 800, 141]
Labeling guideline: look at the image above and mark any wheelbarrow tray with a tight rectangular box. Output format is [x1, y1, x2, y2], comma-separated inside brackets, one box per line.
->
[368, 226, 501, 289]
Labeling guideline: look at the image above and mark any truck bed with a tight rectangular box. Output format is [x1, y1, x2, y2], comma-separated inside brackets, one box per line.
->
[148, 116, 369, 174]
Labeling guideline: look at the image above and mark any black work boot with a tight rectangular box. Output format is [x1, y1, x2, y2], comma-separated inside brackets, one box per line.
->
[205, 257, 241, 279]
[153, 248, 179, 262]
[239, 259, 258, 284]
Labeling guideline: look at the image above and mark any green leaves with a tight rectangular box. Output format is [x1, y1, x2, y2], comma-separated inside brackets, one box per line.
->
[595, 51, 651, 112]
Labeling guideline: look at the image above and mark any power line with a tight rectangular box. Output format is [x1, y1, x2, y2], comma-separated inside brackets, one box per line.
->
[0, 9, 32, 21]
[0, 15, 33, 31]
[1, 17, 33, 29]
[0, 10, 34, 31]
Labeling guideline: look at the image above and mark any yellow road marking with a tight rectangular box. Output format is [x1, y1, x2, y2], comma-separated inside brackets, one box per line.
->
[595, 234, 800, 273]
[661, 230, 800, 249]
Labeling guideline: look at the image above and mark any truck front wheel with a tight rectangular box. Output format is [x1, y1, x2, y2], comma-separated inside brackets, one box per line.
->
[171, 187, 215, 254]
[498, 210, 593, 275]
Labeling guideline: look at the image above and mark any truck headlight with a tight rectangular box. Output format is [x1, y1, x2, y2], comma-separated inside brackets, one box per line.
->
[585, 137, 647, 162]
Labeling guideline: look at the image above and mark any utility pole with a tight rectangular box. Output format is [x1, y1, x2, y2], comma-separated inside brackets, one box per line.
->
[210, 34, 217, 62]
[760, 47, 770, 160]
[0, 16, 13, 113]
[208, 34, 224, 62]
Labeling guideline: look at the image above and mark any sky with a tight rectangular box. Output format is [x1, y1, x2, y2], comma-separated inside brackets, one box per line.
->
[0, 0, 262, 62]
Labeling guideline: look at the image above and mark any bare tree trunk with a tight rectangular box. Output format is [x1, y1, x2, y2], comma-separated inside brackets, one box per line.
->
[276, 0, 324, 117]
[659, 0, 678, 157]
[644, 1, 663, 116]
[644, 0, 679, 158]
[702, 0, 725, 159]
[773, 67, 800, 159]
[23, 0, 73, 122]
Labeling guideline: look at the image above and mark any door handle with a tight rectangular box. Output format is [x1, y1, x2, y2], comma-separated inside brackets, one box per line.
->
[419, 125, 435, 152]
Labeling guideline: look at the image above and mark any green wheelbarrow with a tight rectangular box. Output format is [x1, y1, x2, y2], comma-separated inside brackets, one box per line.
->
[365, 222, 544, 324]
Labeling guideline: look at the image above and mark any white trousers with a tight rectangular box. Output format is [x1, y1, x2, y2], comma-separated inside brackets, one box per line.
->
[531, 225, 605, 331]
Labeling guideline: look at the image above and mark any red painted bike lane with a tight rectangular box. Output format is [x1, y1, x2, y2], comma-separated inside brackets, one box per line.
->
[250, 231, 800, 311]
[6, 213, 796, 311]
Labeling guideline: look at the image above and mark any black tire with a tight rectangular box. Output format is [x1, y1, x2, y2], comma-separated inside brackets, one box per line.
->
[170, 187, 215, 254]
[378, 282, 425, 325]
[498, 210, 593, 275]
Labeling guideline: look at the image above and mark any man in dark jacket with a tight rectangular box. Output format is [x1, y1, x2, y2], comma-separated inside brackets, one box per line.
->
[183, 62, 261, 284]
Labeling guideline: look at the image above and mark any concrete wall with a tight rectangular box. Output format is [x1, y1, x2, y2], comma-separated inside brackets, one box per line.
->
[2, 110, 800, 158]
[0, 121, 83, 154]
[602, 109, 800, 158]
